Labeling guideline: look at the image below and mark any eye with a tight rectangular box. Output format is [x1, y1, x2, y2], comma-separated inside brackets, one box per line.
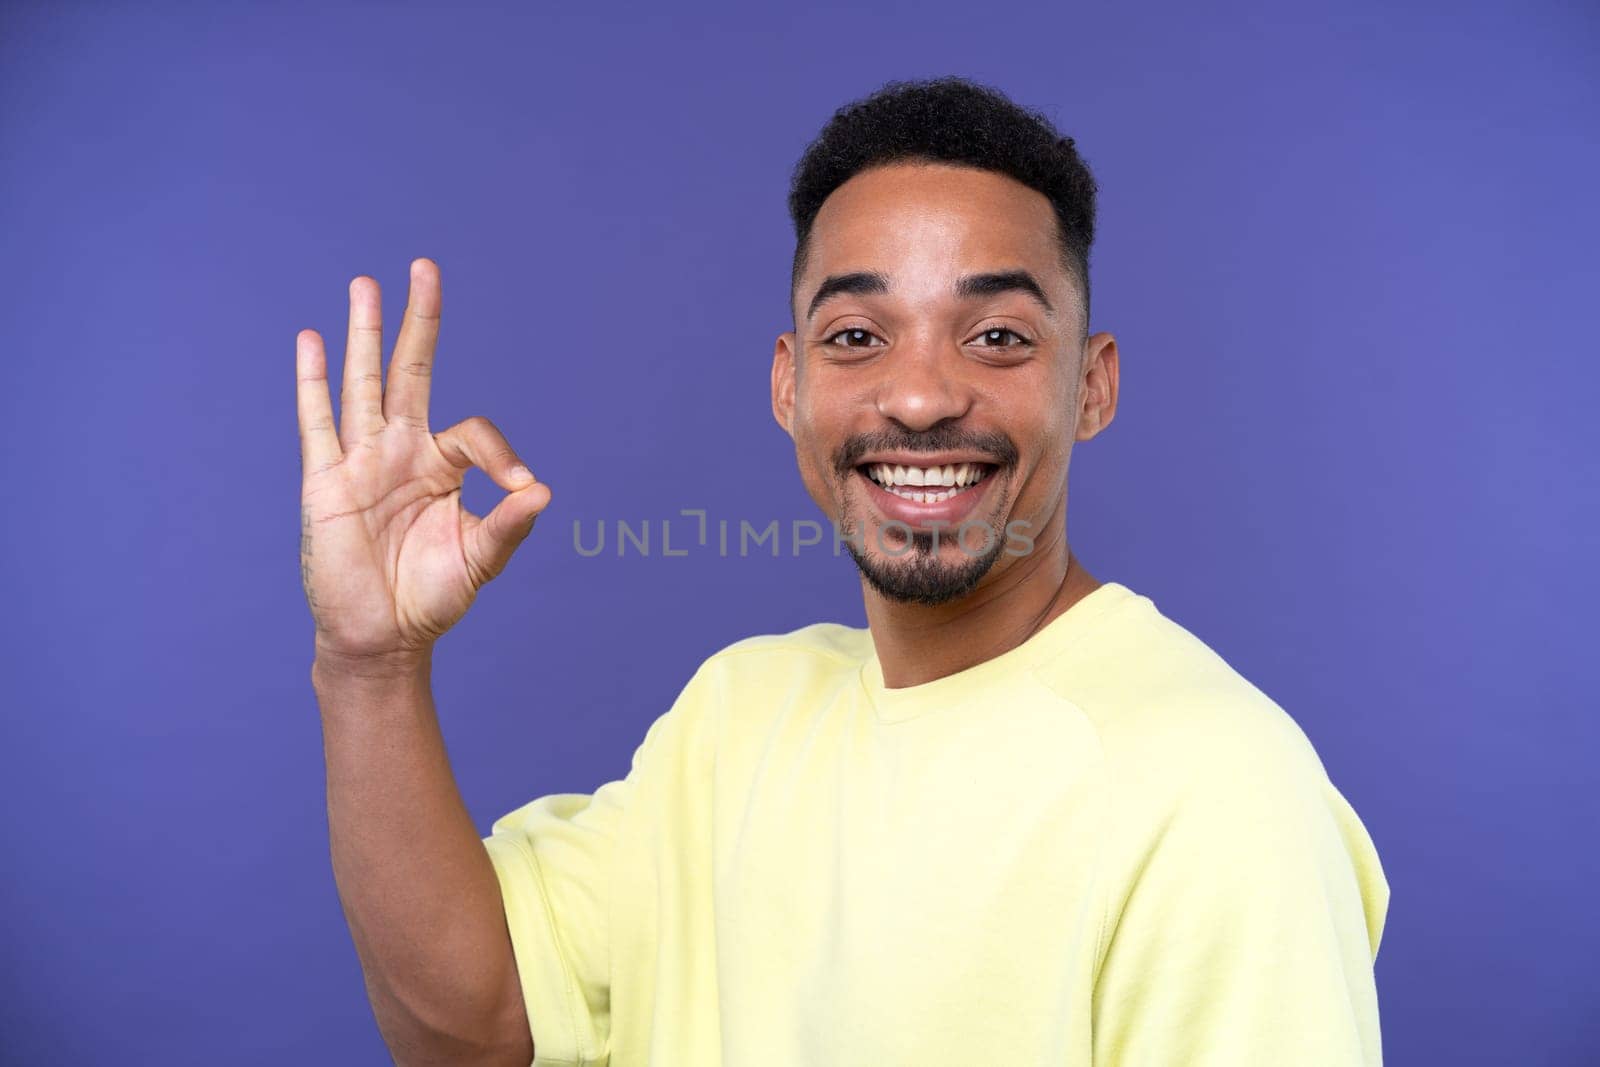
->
[969, 326, 1031, 347]
[823, 327, 887, 349]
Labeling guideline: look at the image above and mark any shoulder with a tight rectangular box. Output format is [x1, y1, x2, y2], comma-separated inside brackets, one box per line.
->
[1040, 591, 1387, 948]
[649, 621, 871, 742]
[692, 621, 874, 687]
[1035, 590, 1329, 794]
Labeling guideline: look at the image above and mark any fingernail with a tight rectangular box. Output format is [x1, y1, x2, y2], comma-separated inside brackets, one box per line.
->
[511, 466, 535, 484]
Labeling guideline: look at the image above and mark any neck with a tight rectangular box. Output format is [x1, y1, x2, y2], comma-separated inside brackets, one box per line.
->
[862, 514, 1102, 688]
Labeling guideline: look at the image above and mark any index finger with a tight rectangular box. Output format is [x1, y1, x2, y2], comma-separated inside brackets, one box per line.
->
[382, 257, 441, 427]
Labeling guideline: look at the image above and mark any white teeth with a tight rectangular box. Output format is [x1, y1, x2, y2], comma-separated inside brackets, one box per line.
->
[887, 465, 957, 487]
[864, 461, 991, 493]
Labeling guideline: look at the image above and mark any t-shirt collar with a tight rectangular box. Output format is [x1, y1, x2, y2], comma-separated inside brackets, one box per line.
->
[858, 580, 1137, 724]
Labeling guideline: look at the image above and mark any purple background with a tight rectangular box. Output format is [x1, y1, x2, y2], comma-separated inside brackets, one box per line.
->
[2, 2, 1595, 1063]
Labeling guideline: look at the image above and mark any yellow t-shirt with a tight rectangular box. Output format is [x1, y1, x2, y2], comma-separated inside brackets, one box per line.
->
[484, 581, 1389, 1066]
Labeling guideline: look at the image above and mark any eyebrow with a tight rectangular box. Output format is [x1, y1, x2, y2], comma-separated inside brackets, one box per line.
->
[955, 270, 1054, 314]
[805, 271, 889, 321]
[805, 269, 1054, 321]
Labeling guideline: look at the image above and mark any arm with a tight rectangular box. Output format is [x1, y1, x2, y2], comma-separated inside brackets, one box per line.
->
[296, 258, 552, 1063]
[316, 652, 532, 1066]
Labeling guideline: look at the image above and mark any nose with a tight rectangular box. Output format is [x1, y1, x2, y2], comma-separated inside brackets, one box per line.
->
[874, 341, 975, 431]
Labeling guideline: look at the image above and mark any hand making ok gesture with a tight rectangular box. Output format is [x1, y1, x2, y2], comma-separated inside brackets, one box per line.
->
[295, 258, 551, 667]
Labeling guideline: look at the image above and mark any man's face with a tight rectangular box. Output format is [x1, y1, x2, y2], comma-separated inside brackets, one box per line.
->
[772, 161, 1117, 605]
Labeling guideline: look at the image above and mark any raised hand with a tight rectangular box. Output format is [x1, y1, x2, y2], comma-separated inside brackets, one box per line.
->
[296, 258, 550, 665]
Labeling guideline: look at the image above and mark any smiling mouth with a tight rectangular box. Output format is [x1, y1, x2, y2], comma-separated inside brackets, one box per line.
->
[856, 461, 996, 504]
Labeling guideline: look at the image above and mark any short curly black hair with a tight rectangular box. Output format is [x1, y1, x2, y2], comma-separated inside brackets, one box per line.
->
[788, 76, 1098, 327]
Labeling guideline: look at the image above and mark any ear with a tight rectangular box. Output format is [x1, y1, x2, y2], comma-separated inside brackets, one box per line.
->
[772, 331, 798, 438]
[1075, 331, 1120, 442]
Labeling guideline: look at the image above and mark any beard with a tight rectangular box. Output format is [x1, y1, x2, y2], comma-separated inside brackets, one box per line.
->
[843, 521, 1008, 606]
[829, 423, 1021, 607]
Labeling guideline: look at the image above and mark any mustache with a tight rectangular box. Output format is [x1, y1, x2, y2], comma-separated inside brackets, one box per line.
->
[832, 425, 1020, 478]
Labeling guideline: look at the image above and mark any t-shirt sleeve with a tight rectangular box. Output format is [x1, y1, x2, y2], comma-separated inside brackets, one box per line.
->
[1091, 736, 1390, 1066]
[482, 705, 680, 1067]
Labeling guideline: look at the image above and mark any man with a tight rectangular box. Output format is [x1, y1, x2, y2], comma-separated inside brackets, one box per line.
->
[296, 77, 1388, 1066]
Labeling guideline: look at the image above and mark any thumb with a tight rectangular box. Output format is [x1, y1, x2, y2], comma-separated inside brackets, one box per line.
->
[463, 480, 553, 587]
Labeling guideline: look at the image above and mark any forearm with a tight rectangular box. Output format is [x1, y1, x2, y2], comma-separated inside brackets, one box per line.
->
[314, 650, 533, 1065]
